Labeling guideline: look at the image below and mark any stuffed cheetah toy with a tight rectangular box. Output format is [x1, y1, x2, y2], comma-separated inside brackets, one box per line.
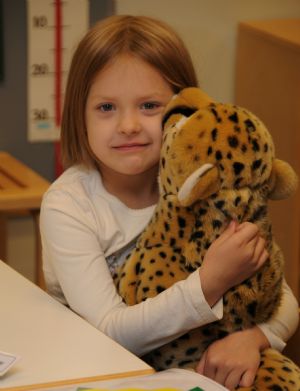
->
[115, 88, 300, 390]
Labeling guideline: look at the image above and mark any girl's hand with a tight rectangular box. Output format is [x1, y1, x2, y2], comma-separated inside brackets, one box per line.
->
[196, 327, 270, 389]
[199, 220, 268, 307]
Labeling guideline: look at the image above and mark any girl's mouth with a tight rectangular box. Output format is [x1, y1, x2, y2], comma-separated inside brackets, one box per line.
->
[113, 143, 149, 152]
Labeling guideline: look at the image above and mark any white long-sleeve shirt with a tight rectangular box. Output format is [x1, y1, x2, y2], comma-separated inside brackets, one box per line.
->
[40, 165, 299, 356]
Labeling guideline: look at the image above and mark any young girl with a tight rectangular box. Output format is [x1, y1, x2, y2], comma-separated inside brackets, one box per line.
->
[40, 15, 299, 390]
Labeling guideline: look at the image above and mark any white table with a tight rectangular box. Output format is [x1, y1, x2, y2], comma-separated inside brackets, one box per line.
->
[0, 261, 153, 390]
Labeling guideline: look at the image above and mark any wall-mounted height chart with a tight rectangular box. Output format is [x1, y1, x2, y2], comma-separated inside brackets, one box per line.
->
[27, 0, 89, 142]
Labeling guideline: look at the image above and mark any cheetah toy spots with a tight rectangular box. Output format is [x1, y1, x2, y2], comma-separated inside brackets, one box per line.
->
[115, 88, 300, 390]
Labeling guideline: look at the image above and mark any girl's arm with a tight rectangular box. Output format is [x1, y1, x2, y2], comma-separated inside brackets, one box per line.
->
[257, 279, 299, 350]
[196, 279, 299, 389]
[40, 189, 222, 356]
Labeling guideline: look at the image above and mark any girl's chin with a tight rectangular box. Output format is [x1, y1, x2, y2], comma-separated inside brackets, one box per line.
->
[118, 168, 150, 176]
[117, 163, 158, 176]
[98, 157, 159, 177]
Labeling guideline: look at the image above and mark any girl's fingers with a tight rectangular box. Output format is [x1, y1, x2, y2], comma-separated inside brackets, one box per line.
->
[216, 220, 237, 245]
[224, 369, 244, 390]
[199, 351, 217, 380]
[235, 222, 259, 244]
[248, 234, 260, 253]
[247, 236, 268, 271]
[214, 367, 229, 388]
[252, 237, 266, 262]
[257, 248, 269, 269]
[239, 368, 257, 387]
[204, 362, 217, 382]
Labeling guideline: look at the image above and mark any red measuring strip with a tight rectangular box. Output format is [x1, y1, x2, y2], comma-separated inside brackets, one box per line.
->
[54, 0, 62, 127]
[54, 0, 63, 177]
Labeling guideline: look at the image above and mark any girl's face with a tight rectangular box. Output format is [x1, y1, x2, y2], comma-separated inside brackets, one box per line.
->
[85, 54, 174, 178]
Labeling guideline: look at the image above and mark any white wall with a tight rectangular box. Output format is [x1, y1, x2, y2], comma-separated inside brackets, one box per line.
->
[116, 0, 300, 102]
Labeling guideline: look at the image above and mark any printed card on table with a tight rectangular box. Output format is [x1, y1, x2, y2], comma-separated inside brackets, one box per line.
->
[0, 351, 20, 377]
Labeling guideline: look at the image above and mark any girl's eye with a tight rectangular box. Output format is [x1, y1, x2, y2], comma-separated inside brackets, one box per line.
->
[141, 102, 160, 110]
[98, 103, 114, 112]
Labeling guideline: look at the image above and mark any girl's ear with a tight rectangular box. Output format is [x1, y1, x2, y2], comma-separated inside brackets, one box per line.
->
[268, 159, 298, 200]
[177, 164, 220, 206]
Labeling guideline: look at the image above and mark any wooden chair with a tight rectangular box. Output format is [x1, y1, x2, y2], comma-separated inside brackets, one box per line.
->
[0, 152, 50, 288]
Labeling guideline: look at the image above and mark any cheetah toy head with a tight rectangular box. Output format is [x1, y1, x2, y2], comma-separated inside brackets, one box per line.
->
[159, 87, 297, 207]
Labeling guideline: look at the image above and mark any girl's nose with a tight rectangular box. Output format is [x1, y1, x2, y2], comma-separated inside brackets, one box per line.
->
[117, 110, 142, 135]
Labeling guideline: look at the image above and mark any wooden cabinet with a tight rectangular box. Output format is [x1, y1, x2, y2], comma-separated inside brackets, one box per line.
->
[235, 19, 300, 365]
[235, 19, 300, 301]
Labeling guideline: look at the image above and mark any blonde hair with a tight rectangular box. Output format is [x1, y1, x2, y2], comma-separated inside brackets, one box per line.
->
[61, 15, 198, 169]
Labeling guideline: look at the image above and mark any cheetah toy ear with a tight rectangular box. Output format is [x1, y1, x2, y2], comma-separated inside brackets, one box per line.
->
[268, 159, 298, 200]
[162, 88, 214, 130]
[177, 164, 220, 207]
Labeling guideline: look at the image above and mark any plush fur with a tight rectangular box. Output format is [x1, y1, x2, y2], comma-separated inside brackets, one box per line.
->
[114, 88, 300, 389]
